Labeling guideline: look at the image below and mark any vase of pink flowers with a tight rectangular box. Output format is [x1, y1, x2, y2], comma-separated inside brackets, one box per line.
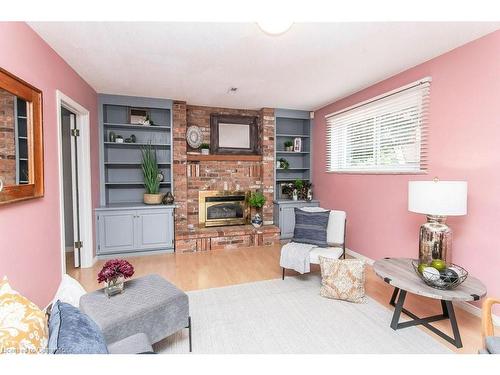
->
[97, 259, 135, 298]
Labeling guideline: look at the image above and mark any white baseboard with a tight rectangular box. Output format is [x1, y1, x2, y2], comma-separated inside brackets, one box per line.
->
[346, 247, 500, 327]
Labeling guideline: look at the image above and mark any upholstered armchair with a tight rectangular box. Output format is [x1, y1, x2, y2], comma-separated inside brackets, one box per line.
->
[481, 297, 500, 354]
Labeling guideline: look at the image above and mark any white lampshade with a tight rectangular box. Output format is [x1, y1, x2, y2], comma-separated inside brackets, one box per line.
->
[408, 180, 468, 216]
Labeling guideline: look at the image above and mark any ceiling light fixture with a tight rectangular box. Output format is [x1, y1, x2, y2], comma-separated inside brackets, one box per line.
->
[257, 20, 293, 36]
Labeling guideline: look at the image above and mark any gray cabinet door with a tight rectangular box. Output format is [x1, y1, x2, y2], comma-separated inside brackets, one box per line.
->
[135, 209, 174, 250]
[280, 206, 297, 239]
[97, 210, 136, 254]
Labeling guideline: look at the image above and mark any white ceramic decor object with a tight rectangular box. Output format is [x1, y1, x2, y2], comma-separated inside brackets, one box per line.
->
[186, 125, 203, 149]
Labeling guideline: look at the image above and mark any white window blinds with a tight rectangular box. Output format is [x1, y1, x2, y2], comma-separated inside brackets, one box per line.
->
[326, 78, 430, 173]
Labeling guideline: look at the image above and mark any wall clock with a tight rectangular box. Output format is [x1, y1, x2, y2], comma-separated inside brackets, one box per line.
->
[186, 125, 203, 148]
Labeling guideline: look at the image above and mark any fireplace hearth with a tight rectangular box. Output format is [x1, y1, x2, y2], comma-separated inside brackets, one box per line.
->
[199, 191, 248, 227]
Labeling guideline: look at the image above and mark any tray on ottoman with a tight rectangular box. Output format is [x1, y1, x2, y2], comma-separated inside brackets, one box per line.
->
[80, 274, 191, 351]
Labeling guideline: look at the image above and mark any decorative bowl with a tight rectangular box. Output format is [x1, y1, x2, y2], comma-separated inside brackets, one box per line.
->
[412, 260, 468, 290]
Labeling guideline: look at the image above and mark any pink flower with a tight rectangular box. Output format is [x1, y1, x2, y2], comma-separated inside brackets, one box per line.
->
[97, 259, 135, 283]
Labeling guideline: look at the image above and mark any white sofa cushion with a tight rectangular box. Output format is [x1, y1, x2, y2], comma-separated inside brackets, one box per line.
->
[300, 207, 346, 245]
[50, 274, 87, 308]
[310, 247, 344, 264]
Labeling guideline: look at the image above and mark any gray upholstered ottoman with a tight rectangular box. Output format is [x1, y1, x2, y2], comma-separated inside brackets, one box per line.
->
[80, 274, 191, 352]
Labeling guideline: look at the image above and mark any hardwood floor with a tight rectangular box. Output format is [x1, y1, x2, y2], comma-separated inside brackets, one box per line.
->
[67, 245, 487, 354]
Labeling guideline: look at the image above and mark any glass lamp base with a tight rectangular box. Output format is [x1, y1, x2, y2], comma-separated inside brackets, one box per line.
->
[418, 215, 452, 264]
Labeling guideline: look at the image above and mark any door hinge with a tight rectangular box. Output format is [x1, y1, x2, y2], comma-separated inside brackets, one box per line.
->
[71, 129, 80, 137]
[74, 241, 83, 249]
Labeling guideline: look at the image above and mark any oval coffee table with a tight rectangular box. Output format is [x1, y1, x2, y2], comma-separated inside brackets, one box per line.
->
[373, 257, 487, 348]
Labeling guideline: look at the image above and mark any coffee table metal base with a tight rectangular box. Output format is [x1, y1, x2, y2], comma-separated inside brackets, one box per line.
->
[389, 287, 463, 348]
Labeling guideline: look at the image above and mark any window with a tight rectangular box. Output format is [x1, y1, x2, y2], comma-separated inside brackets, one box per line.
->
[326, 78, 430, 173]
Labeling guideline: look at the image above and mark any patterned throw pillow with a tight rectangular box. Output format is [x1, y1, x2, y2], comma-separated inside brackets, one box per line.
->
[0, 277, 48, 354]
[319, 257, 366, 303]
[293, 208, 330, 247]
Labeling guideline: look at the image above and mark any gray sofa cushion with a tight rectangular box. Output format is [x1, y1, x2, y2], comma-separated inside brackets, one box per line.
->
[486, 336, 500, 354]
[107, 333, 153, 354]
[293, 208, 330, 247]
[80, 274, 189, 345]
[48, 301, 108, 354]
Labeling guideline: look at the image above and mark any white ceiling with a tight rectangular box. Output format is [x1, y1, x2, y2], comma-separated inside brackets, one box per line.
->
[29, 22, 499, 110]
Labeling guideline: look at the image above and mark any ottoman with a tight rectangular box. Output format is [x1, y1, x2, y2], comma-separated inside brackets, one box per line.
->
[80, 274, 191, 352]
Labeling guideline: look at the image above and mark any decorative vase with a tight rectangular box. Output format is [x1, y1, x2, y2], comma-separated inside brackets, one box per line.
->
[292, 189, 298, 201]
[251, 213, 263, 228]
[157, 171, 164, 182]
[144, 193, 164, 205]
[163, 191, 175, 205]
[108, 131, 116, 142]
[201, 148, 209, 155]
[105, 276, 124, 298]
[115, 135, 124, 143]
[306, 188, 313, 201]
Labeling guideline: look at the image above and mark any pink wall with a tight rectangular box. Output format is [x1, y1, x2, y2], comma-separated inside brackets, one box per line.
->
[0, 22, 98, 307]
[313, 30, 500, 311]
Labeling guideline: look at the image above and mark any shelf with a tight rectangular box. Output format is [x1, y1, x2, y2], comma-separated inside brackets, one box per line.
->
[276, 151, 310, 154]
[276, 134, 310, 138]
[104, 122, 170, 130]
[104, 142, 171, 147]
[187, 154, 263, 162]
[276, 167, 310, 171]
[276, 178, 311, 182]
[105, 181, 171, 186]
[104, 162, 171, 166]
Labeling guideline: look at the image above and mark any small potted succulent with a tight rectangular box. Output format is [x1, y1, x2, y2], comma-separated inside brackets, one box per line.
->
[278, 158, 289, 169]
[141, 144, 163, 204]
[284, 140, 293, 151]
[248, 191, 266, 228]
[200, 143, 210, 155]
[97, 259, 135, 297]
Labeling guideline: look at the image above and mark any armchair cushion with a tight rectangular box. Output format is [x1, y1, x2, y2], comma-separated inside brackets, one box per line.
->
[300, 207, 346, 246]
[486, 336, 500, 354]
[292, 208, 330, 247]
[310, 247, 344, 264]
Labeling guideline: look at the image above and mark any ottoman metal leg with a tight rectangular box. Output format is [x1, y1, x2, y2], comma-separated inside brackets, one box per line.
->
[282, 268, 285, 280]
[186, 316, 192, 352]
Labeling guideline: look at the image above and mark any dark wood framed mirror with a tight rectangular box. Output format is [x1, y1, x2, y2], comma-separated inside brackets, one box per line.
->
[210, 114, 259, 155]
[0, 67, 44, 205]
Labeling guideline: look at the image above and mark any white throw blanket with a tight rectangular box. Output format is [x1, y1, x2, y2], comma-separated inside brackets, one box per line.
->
[280, 242, 316, 274]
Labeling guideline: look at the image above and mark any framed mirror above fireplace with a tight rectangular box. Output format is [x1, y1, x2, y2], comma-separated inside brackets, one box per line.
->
[210, 114, 259, 155]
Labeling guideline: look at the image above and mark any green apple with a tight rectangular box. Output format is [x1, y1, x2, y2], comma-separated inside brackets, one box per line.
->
[417, 263, 429, 274]
[430, 259, 447, 271]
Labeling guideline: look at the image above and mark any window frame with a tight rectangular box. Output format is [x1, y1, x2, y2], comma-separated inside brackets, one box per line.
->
[325, 78, 430, 175]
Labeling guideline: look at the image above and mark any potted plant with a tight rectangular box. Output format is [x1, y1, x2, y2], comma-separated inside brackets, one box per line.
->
[281, 179, 312, 201]
[248, 191, 266, 228]
[141, 144, 163, 204]
[278, 158, 289, 169]
[284, 140, 293, 151]
[200, 143, 210, 155]
[97, 259, 135, 297]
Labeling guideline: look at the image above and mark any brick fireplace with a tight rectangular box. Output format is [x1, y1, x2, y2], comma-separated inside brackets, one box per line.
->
[172, 103, 280, 252]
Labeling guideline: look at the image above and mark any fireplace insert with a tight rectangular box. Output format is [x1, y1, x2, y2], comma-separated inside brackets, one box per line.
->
[199, 191, 248, 227]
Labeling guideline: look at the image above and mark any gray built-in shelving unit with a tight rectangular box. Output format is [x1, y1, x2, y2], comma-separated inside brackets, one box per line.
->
[274, 109, 313, 199]
[98, 94, 173, 206]
[95, 95, 175, 257]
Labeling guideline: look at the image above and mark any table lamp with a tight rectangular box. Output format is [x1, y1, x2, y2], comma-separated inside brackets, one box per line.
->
[408, 179, 467, 264]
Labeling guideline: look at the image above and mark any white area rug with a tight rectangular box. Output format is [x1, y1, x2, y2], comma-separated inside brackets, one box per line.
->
[155, 274, 452, 354]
